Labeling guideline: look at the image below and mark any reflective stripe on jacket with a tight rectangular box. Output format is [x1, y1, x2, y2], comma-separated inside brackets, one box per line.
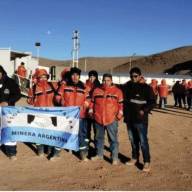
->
[56, 81, 90, 118]
[27, 81, 56, 107]
[90, 85, 123, 126]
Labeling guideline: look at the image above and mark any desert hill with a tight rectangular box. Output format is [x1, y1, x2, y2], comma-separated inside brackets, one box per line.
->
[39, 56, 141, 73]
[113, 46, 192, 74]
[38, 46, 192, 75]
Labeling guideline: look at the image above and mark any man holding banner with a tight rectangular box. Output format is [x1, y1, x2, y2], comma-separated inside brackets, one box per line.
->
[27, 69, 61, 159]
[0, 67, 84, 161]
[56, 67, 90, 161]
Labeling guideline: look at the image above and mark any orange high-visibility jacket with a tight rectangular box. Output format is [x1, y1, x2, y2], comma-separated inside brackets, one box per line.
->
[85, 79, 93, 93]
[182, 81, 188, 90]
[17, 65, 27, 78]
[187, 81, 192, 89]
[150, 79, 158, 95]
[90, 85, 123, 126]
[158, 80, 169, 97]
[27, 81, 56, 107]
[56, 82, 90, 118]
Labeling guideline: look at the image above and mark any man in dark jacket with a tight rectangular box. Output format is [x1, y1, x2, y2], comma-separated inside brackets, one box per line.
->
[172, 81, 183, 107]
[122, 67, 156, 172]
[0, 65, 21, 160]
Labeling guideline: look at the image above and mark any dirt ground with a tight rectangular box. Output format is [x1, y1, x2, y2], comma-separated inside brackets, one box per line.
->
[0, 95, 191, 190]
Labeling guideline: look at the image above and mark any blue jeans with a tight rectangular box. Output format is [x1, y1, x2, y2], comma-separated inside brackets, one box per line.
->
[87, 118, 96, 146]
[95, 121, 119, 161]
[126, 122, 150, 163]
[187, 96, 192, 110]
[79, 118, 88, 156]
[159, 97, 167, 108]
[36, 144, 52, 155]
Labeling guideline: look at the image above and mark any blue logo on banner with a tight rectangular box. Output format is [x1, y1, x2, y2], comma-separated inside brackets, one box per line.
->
[0, 106, 80, 151]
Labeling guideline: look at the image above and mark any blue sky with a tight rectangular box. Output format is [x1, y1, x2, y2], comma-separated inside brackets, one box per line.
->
[0, 0, 191, 60]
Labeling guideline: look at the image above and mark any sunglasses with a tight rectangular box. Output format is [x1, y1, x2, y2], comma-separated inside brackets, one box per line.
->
[131, 75, 139, 78]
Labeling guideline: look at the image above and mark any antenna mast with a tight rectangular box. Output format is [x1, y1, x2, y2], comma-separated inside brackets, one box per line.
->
[72, 30, 80, 68]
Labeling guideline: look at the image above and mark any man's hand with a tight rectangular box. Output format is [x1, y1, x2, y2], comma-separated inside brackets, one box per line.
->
[139, 110, 145, 116]
[0, 102, 8, 106]
[88, 109, 94, 119]
[116, 111, 123, 121]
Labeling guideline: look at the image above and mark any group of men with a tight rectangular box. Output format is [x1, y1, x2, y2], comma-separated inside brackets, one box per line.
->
[150, 78, 192, 110]
[5, 64, 186, 173]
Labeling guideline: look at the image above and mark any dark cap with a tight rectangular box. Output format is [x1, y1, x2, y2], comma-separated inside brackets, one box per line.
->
[70, 67, 81, 76]
[88, 70, 98, 78]
[130, 67, 142, 76]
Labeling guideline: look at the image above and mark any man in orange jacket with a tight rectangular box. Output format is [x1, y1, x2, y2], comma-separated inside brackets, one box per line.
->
[27, 69, 60, 159]
[55, 67, 90, 161]
[89, 73, 123, 165]
[150, 79, 158, 103]
[158, 79, 169, 109]
[186, 80, 192, 111]
[17, 62, 27, 91]
[17, 62, 27, 79]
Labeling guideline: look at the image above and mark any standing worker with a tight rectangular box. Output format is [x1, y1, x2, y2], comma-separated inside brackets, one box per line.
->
[181, 79, 188, 108]
[150, 79, 158, 104]
[55, 67, 90, 161]
[158, 79, 169, 109]
[17, 62, 27, 92]
[122, 67, 156, 172]
[186, 80, 192, 111]
[27, 69, 60, 160]
[172, 81, 183, 108]
[0, 65, 21, 160]
[85, 70, 100, 149]
[89, 73, 123, 165]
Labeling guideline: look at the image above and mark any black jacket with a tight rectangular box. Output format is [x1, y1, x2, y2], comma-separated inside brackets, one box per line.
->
[0, 75, 21, 106]
[172, 82, 186, 95]
[122, 81, 156, 123]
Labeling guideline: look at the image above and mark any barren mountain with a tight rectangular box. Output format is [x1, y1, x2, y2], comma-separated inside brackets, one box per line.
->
[114, 46, 192, 75]
[38, 46, 192, 75]
[39, 56, 140, 73]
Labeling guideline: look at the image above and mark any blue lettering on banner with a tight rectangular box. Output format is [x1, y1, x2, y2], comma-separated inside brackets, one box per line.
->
[0, 106, 80, 151]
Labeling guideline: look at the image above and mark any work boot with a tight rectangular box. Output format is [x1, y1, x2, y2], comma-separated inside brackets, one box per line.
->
[125, 159, 137, 166]
[9, 156, 17, 161]
[45, 146, 52, 155]
[37, 145, 44, 157]
[80, 151, 89, 161]
[49, 149, 61, 161]
[91, 155, 103, 161]
[68, 150, 73, 154]
[143, 162, 151, 172]
[112, 159, 119, 165]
